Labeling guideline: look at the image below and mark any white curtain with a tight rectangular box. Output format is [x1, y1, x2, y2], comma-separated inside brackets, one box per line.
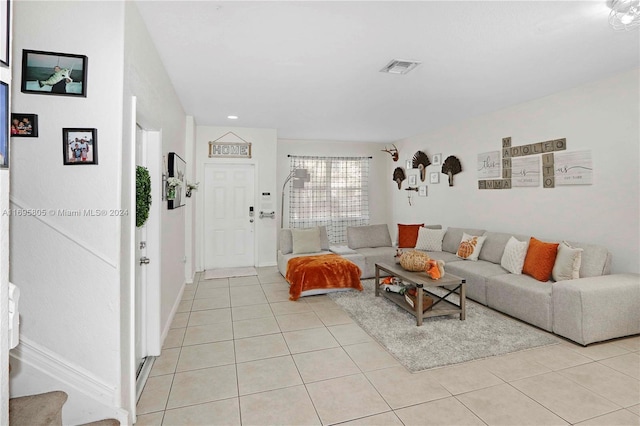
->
[288, 156, 370, 244]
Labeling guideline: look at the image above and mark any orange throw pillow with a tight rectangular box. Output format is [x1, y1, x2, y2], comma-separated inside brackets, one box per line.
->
[522, 237, 560, 282]
[398, 224, 424, 248]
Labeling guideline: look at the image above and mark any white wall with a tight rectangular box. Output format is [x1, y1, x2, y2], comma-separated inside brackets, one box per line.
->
[10, 0, 124, 399]
[391, 68, 639, 274]
[277, 139, 392, 236]
[195, 126, 278, 268]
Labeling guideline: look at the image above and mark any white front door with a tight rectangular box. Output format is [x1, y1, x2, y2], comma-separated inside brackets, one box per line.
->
[203, 164, 255, 269]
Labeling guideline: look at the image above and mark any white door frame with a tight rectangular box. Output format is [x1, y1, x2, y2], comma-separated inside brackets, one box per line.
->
[128, 97, 162, 418]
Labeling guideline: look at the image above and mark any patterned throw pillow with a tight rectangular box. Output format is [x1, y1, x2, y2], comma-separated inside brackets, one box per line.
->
[397, 224, 424, 248]
[500, 236, 529, 274]
[415, 228, 447, 251]
[522, 237, 560, 282]
[552, 241, 583, 281]
[456, 233, 487, 261]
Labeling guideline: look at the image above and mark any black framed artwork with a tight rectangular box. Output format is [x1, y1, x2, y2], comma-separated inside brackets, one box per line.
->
[0, 82, 7, 168]
[21, 49, 88, 97]
[1, 0, 9, 66]
[63, 128, 97, 165]
[167, 152, 186, 209]
[11, 113, 38, 137]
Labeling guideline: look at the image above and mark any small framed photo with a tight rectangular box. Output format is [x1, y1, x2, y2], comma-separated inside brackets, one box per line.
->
[430, 172, 440, 184]
[21, 49, 88, 97]
[63, 128, 97, 165]
[405, 160, 412, 170]
[1, 0, 9, 66]
[0, 82, 8, 168]
[419, 186, 427, 197]
[167, 152, 186, 209]
[11, 113, 38, 137]
[432, 153, 442, 166]
[408, 174, 417, 186]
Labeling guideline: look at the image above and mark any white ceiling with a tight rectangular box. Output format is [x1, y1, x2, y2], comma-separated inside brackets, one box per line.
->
[135, 1, 639, 143]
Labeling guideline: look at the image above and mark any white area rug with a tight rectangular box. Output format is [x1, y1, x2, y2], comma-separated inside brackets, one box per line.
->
[204, 267, 257, 280]
[328, 279, 560, 372]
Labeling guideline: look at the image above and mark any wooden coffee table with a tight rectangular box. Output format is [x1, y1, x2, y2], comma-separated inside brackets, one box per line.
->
[375, 262, 466, 326]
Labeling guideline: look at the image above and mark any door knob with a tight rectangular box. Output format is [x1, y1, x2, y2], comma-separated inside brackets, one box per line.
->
[249, 219, 254, 223]
[140, 256, 150, 265]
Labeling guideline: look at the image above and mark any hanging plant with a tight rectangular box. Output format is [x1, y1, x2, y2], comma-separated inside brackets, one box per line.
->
[136, 166, 152, 227]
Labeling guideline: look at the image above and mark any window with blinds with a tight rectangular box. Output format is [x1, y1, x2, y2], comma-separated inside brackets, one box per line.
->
[288, 156, 370, 244]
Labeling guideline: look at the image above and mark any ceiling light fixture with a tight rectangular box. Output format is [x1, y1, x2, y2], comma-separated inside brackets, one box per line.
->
[380, 59, 421, 75]
[227, 115, 238, 120]
[608, 0, 640, 30]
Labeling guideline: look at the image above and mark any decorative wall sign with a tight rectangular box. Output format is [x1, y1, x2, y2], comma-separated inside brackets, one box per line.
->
[11, 113, 38, 137]
[477, 151, 500, 179]
[63, 128, 97, 165]
[21, 50, 88, 97]
[208, 131, 252, 158]
[479, 136, 574, 190]
[511, 157, 540, 187]
[553, 150, 593, 186]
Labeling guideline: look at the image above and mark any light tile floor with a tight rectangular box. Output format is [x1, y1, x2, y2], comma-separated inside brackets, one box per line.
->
[136, 267, 640, 426]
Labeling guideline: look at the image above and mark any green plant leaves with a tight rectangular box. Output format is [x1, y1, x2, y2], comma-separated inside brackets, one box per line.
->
[136, 166, 152, 227]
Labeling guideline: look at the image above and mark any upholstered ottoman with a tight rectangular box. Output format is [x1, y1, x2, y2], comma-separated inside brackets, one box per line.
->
[286, 253, 363, 301]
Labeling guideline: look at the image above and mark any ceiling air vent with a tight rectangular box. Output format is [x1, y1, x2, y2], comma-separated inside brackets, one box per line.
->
[380, 59, 421, 75]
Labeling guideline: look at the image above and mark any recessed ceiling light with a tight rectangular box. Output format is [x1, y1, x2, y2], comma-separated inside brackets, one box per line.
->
[227, 115, 238, 120]
[380, 59, 421, 75]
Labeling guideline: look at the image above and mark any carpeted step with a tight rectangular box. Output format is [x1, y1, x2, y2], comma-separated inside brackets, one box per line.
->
[9, 390, 68, 426]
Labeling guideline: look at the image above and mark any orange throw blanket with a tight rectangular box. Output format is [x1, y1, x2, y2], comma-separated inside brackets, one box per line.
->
[286, 254, 363, 301]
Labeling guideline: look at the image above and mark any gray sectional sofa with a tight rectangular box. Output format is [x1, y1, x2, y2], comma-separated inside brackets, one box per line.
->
[277, 224, 640, 346]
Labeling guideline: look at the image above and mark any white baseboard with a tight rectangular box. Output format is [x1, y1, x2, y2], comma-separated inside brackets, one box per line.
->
[10, 337, 129, 425]
[160, 281, 187, 347]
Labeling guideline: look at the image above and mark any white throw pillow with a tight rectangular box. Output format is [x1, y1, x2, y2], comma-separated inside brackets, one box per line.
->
[291, 227, 322, 254]
[552, 241, 583, 281]
[456, 232, 487, 261]
[415, 228, 447, 251]
[500, 236, 528, 274]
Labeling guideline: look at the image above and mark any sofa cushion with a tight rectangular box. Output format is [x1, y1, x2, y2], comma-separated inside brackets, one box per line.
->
[442, 227, 485, 254]
[486, 273, 554, 331]
[280, 226, 330, 254]
[446, 260, 509, 305]
[415, 228, 447, 251]
[291, 227, 321, 254]
[397, 224, 423, 248]
[456, 233, 487, 261]
[500, 236, 529, 275]
[552, 241, 583, 282]
[347, 224, 392, 249]
[522, 237, 559, 282]
[566, 241, 611, 278]
[479, 231, 528, 264]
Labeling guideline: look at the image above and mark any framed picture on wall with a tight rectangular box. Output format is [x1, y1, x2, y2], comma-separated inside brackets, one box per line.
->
[1, 0, 9, 66]
[11, 113, 38, 137]
[408, 174, 417, 186]
[63, 128, 97, 165]
[0, 82, 8, 168]
[430, 172, 440, 184]
[432, 153, 442, 166]
[21, 49, 88, 97]
[167, 152, 186, 209]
